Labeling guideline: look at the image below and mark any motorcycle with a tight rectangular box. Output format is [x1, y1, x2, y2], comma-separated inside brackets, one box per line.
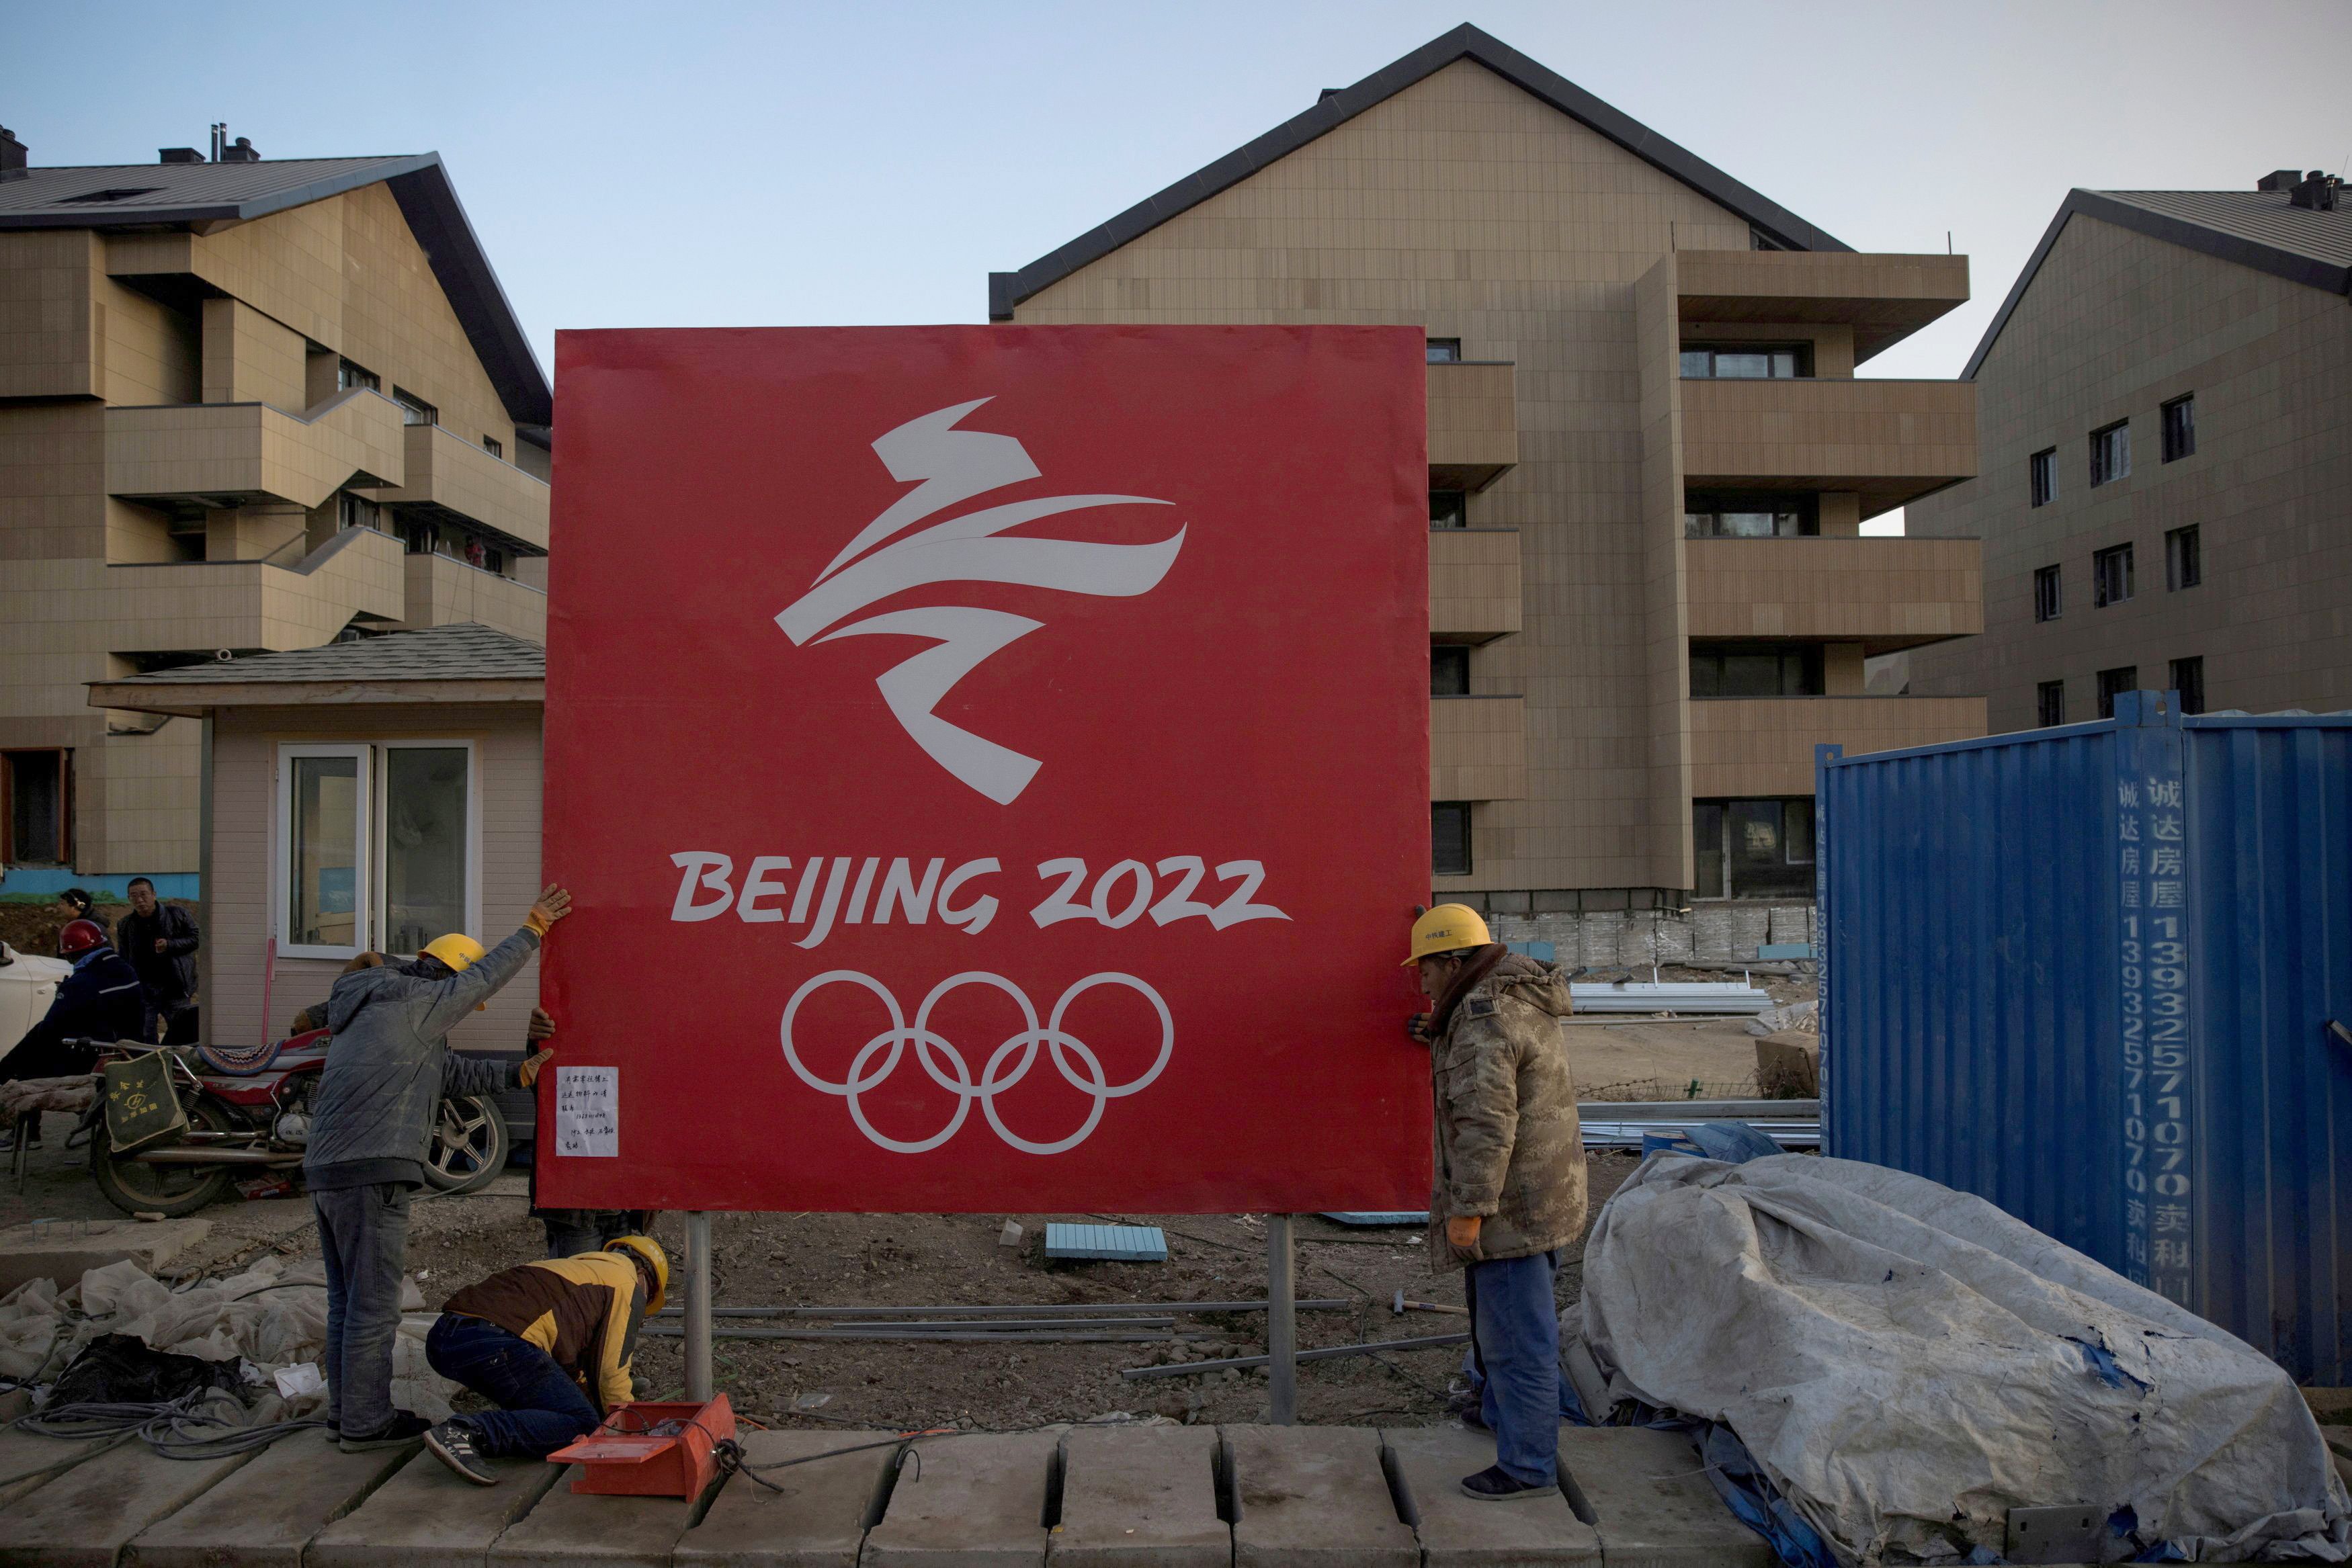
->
[72, 1031, 511, 1218]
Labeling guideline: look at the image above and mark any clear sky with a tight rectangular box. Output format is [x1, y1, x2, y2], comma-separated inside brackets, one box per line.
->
[9, 1, 2348, 391]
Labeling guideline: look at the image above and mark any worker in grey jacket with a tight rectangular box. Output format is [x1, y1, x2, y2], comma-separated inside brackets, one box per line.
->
[307, 883, 571, 1452]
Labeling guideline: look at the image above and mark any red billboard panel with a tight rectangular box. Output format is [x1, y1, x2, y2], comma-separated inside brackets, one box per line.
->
[541, 325, 1429, 1213]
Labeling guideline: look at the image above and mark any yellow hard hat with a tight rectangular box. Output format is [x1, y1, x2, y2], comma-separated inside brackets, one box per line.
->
[421, 933, 487, 971]
[1403, 903, 1492, 965]
[607, 1235, 668, 1314]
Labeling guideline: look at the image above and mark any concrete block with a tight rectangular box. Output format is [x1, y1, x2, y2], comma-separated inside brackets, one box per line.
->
[674, 1428, 898, 1567]
[491, 1465, 708, 1565]
[1050, 1422, 1227, 1567]
[1382, 1424, 1599, 1565]
[0, 1216, 210, 1296]
[0, 1426, 109, 1508]
[123, 1433, 411, 1567]
[1224, 1424, 1416, 1567]
[0, 1439, 253, 1568]
[310, 1448, 562, 1568]
[862, 1429, 1056, 1567]
[1555, 1427, 1769, 1567]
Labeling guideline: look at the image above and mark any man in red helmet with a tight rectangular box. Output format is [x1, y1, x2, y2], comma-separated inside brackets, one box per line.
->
[0, 918, 144, 1151]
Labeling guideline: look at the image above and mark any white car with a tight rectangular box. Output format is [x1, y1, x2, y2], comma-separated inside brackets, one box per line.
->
[0, 943, 75, 1069]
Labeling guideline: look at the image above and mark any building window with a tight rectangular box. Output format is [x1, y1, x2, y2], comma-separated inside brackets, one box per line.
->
[1431, 645, 1470, 697]
[1679, 343, 1810, 379]
[2037, 681, 2066, 728]
[2034, 564, 2062, 623]
[2029, 447, 2056, 507]
[279, 741, 476, 959]
[392, 387, 437, 427]
[1689, 642, 1824, 697]
[397, 517, 435, 556]
[1429, 489, 1467, 529]
[2161, 395, 2195, 462]
[2170, 656, 2205, 715]
[337, 358, 379, 393]
[1693, 797, 1815, 901]
[482, 435, 503, 460]
[1425, 338, 1462, 364]
[1432, 802, 1472, 877]
[337, 492, 380, 533]
[1684, 490, 1818, 538]
[2097, 666, 2138, 720]
[2, 748, 71, 866]
[2090, 421, 2131, 486]
[2166, 525, 2201, 590]
[2093, 544, 2134, 607]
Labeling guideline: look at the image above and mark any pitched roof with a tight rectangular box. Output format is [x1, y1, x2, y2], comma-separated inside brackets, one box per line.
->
[1963, 187, 2352, 379]
[988, 23, 1848, 319]
[108, 623, 544, 687]
[0, 155, 550, 430]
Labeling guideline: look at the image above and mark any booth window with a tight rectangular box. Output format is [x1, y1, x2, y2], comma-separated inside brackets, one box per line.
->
[280, 741, 476, 959]
[2, 748, 71, 866]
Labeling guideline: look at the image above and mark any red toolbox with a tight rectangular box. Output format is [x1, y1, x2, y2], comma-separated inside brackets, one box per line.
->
[547, 1394, 735, 1499]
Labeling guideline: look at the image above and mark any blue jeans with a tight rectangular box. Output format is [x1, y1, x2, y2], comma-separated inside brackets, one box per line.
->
[313, 1182, 412, 1438]
[425, 1313, 601, 1459]
[1464, 1250, 1566, 1485]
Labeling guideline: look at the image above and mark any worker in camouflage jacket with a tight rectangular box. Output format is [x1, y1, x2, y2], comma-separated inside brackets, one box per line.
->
[1407, 903, 1584, 1503]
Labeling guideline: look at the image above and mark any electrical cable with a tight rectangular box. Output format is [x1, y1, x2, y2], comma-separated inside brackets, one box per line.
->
[11, 1389, 329, 1465]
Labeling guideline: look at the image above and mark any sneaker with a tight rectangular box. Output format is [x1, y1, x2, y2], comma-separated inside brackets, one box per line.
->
[339, 1411, 431, 1452]
[0, 1130, 40, 1153]
[423, 1419, 497, 1485]
[1460, 1464, 1555, 1502]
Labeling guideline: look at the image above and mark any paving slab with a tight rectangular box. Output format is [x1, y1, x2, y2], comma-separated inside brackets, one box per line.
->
[673, 1428, 898, 1567]
[862, 1429, 1058, 1567]
[0, 1427, 114, 1508]
[0, 1439, 253, 1568]
[1224, 1424, 1416, 1568]
[309, 1448, 564, 1568]
[122, 1430, 411, 1567]
[491, 1464, 711, 1565]
[1382, 1424, 1599, 1566]
[1555, 1427, 1769, 1568]
[0, 1216, 210, 1296]
[1050, 1423, 1227, 1567]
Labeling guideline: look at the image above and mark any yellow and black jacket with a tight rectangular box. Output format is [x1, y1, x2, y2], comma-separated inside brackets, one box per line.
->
[439, 1251, 645, 1412]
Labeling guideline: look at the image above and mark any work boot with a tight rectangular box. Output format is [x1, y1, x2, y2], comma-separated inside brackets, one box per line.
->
[340, 1411, 431, 1452]
[1460, 1465, 1554, 1502]
[423, 1419, 497, 1485]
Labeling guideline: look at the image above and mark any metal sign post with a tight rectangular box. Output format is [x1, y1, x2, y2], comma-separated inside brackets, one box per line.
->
[1267, 1213, 1297, 1423]
[684, 1211, 713, 1401]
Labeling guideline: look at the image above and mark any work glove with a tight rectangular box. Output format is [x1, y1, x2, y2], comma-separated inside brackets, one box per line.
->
[524, 883, 573, 939]
[1446, 1215, 1483, 1254]
[1406, 1010, 1434, 1045]
[527, 1007, 556, 1043]
[517, 1046, 555, 1088]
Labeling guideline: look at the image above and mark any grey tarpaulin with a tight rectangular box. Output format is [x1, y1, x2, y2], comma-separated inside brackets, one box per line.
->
[1576, 1154, 2351, 1564]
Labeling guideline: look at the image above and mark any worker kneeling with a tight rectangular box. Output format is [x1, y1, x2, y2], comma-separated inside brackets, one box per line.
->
[419, 1235, 668, 1485]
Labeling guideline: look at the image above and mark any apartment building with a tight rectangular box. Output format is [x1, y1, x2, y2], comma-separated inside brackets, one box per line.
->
[993, 26, 1984, 915]
[0, 126, 550, 896]
[1908, 173, 2352, 730]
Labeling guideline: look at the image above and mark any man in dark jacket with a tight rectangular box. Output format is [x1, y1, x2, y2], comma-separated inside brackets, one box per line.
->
[1, 919, 144, 1151]
[114, 877, 200, 1045]
[306, 883, 571, 1452]
[1407, 903, 1584, 1504]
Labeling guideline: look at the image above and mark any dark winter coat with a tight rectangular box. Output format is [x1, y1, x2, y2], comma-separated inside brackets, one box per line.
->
[1425, 948, 1586, 1270]
[8, 945, 145, 1076]
[303, 929, 537, 1190]
[115, 905, 200, 1006]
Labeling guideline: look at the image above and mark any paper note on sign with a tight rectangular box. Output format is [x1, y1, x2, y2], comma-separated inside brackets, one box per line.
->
[554, 1067, 618, 1157]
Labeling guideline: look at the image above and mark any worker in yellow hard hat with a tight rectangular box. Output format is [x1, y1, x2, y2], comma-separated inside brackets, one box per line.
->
[1404, 903, 1586, 1504]
[303, 883, 575, 1454]
[419, 1234, 667, 1485]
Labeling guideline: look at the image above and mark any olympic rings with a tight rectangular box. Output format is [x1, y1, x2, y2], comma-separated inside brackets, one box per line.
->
[780, 970, 1173, 1154]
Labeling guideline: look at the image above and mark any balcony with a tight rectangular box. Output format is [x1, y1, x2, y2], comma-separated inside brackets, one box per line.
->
[1431, 695, 1525, 801]
[1679, 377, 1976, 519]
[106, 390, 407, 511]
[1689, 695, 1987, 797]
[403, 552, 548, 642]
[1685, 536, 1982, 654]
[1427, 361, 1517, 490]
[101, 525, 406, 655]
[1430, 528, 1521, 642]
[362, 423, 550, 555]
[1675, 250, 1970, 364]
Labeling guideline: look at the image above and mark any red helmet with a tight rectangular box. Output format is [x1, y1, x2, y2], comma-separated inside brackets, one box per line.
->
[58, 918, 106, 958]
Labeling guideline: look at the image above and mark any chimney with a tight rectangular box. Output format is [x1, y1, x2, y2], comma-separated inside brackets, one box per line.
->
[0, 126, 26, 183]
[220, 134, 260, 163]
[2257, 169, 2302, 192]
[159, 146, 205, 165]
[2290, 171, 2340, 212]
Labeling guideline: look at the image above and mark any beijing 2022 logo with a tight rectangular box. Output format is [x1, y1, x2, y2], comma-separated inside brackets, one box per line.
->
[775, 399, 1186, 805]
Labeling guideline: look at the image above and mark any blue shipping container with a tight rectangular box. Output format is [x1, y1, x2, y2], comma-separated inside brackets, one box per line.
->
[1818, 693, 2352, 1384]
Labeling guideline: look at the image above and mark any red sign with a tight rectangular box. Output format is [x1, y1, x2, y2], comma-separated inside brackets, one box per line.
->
[540, 325, 1429, 1212]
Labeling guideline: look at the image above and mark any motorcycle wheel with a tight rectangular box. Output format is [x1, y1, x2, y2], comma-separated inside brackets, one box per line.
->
[89, 1096, 243, 1219]
[421, 1095, 509, 1196]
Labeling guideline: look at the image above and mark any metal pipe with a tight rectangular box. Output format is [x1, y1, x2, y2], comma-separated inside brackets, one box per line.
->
[1266, 1214, 1296, 1424]
[646, 1323, 1203, 1345]
[1122, 1332, 1472, 1380]
[683, 1211, 712, 1402]
[132, 1147, 300, 1165]
[651, 1298, 1353, 1319]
